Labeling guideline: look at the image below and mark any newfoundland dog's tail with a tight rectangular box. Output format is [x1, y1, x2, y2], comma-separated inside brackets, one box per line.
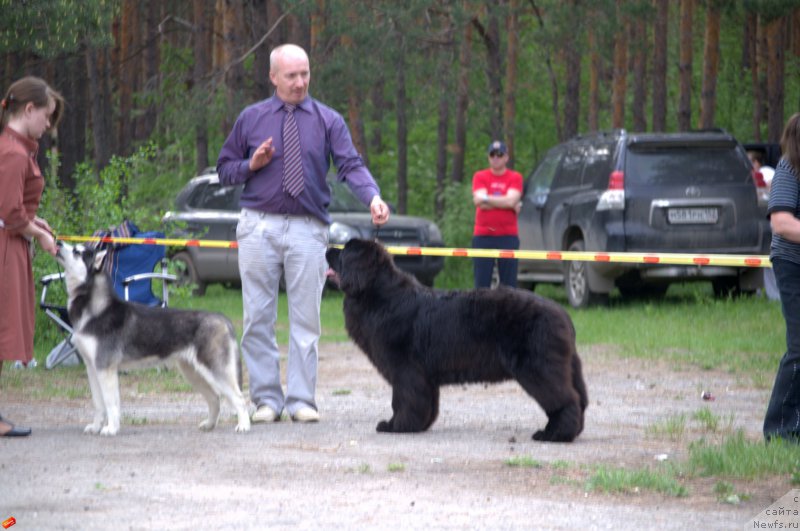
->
[572, 353, 588, 413]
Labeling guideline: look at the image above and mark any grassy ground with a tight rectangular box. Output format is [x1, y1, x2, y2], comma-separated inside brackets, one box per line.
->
[34, 280, 784, 377]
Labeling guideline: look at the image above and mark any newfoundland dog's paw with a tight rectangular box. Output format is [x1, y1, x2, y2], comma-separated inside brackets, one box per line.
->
[376, 420, 393, 432]
[532, 429, 550, 441]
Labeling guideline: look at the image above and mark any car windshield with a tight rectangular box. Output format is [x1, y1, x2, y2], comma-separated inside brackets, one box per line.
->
[328, 180, 368, 213]
[625, 145, 747, 185]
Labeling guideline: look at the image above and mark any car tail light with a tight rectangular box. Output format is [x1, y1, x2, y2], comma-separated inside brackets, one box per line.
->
[752, 168, 769, 207]
[597, 170, 626, 211]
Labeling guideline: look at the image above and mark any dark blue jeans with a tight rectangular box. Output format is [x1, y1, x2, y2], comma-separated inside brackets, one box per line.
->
[472, 235, 519, 289]
[763, 258, 800, 441]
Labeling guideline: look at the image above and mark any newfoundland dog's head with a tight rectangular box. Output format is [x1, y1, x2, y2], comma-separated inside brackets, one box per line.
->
[325, 239, 397, 294]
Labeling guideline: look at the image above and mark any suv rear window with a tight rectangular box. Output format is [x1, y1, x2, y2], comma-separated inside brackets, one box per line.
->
[189, 182, 240, 211]
[624, 145, 747, 185]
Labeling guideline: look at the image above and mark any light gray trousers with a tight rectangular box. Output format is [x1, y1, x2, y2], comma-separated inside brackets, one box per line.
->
[236, 208, 328, 416]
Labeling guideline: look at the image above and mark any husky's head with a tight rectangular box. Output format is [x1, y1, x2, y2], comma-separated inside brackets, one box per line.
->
[55, 242, 107, 293]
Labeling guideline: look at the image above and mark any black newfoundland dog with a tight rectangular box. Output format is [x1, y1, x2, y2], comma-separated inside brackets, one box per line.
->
[325, 239, 588, 442]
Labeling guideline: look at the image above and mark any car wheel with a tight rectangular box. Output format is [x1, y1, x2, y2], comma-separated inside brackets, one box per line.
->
[172, 251, 206, 296]
[564, 239, 608, 308]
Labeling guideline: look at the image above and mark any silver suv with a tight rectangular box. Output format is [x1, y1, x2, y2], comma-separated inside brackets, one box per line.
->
[518, 129, 771, 307]
[162, 170, 445, 294]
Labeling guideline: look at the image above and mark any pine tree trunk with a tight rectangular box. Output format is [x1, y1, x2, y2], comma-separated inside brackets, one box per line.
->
[482, 6, 504, 138]
[766, 15, 786, 142]
[222, 0, 245, 135]
[504, 0, 519, 166]
[436, 78, 449, 219]
[117, 0, 138, 155]
[369, 76, 386, 153]
[54, 54, 85, 191]
[632, 21, 647, 132]
[678, 0, 693, 131]
[193, 0, 211, 173]
[612, 0, 627, 129]
[699, 2, 721, 129]
[251, 0, 271, 102]
[451, 20, 471, 184]
[652, 0, 668, 132]
[745, 12, 762, 141]
[138, 0, 159, 140]
[396, 40, 408, 215]
[563, 0, 581, 141]
[86, 45, 113, 170]
[587, 26, 600, 132]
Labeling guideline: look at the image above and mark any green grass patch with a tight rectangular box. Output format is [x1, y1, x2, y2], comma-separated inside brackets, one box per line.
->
[505, 456, 543, 468]
[34, 278, 782, 381]
[646, 414, 687, 441]
[713, 481, 751, 505]
[134, 368, 193, 394]
[387, 463, 405, 472]
[687, 430, 800, 479]
[691, 407, 735, 434]
[586, 465, 688, 497]
[535, 282, 783, 377]
[168, 285, 350, 345]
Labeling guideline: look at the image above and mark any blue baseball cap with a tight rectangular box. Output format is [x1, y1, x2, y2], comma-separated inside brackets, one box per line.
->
[488, 140, 508, 155]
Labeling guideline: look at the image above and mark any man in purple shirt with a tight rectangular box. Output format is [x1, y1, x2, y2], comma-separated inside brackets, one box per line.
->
[217, 43, 390, 425]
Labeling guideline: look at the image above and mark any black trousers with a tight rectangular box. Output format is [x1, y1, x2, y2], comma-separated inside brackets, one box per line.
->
[471, 235, 519, 289]
[763, 258, 800, 441]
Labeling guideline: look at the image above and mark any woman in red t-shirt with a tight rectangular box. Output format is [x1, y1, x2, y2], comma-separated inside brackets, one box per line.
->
[471, 140, 523, 288]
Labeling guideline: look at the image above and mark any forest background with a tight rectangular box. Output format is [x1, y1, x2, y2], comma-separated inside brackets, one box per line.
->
[2, 0, 800, 288]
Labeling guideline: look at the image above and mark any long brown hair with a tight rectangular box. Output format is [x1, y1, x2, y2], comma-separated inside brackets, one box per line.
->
[780, 112, 800, 178]
[0, 76, 64, 130]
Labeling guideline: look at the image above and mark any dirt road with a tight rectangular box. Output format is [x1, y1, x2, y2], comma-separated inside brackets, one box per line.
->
[0, 343, 788, 530]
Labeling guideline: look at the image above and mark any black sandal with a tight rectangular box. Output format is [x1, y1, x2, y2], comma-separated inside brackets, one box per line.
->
[0, 415, 31, 437]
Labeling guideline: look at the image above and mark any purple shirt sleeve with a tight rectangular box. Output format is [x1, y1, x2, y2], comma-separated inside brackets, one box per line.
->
[217, 95, 380, 224]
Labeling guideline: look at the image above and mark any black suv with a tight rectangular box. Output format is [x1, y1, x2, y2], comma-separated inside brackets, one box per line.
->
[518, 129, 771, 308]
[162, 170, 445, 294]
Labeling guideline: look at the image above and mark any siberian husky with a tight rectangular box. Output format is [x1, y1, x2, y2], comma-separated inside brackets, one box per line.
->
[55, 242, 250, 435]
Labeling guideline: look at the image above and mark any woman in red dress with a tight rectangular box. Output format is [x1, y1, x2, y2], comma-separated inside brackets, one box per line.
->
[0, 76, 63, 437]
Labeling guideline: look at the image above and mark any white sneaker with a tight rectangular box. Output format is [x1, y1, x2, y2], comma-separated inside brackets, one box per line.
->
[292, 407, 320, 423]
[251, 405, 280, 423]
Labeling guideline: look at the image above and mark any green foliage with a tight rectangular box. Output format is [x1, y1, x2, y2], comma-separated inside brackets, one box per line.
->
[0, 0, 116, 55]
[435, 181, 475, 288]
[688, 430, 800, 479]
[39, 143, 159, 239]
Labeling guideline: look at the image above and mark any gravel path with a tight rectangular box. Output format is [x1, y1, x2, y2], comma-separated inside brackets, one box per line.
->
[0, 342, 788, 530]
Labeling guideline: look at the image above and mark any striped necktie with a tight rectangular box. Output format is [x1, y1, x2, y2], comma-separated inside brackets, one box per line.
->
[282, 103, 304, 197]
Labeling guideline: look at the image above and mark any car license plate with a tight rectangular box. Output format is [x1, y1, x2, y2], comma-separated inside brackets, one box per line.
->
[667, 207, 718, 224]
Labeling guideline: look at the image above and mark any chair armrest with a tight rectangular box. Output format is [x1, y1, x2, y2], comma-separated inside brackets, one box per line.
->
[40, 271, 67, 309]
[122, 272, 177, 286]
[122, 272, 177, 307]
[41, 271, 66, 286]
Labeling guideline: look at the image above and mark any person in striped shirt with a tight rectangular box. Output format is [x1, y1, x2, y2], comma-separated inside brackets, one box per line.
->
[763, 112, 800, 442]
